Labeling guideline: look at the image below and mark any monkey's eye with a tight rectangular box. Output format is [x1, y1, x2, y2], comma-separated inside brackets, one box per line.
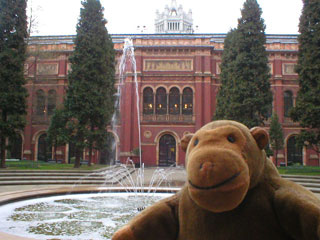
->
[194, 138, 199, 146]
[227, 135, 236, 143]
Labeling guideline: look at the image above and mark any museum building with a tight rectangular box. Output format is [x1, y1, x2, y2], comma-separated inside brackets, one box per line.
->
[8, 0, 319, 167]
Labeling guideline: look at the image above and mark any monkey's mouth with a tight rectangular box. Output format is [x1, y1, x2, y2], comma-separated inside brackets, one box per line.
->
[188, 172, 241, 190]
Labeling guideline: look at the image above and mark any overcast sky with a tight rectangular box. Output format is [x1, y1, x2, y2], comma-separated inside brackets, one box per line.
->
[28, 0, 303, 36]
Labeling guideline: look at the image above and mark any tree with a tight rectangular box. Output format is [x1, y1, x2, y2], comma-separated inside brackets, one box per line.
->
[63, 0, 116, 168]
[269, 113, 284, 166]
[46, 108, 69, 163]
[26, 0, 41, 38]
[214, 0, 272, 128]
[290, 0, 320, 154]
[214, 29, 238, 120]
[0, 0, 28, 168]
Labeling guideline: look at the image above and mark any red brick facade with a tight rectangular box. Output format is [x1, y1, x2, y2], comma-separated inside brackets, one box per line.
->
[18, 34, 319, 167]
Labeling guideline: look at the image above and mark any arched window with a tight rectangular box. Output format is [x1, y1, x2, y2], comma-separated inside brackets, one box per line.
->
[169, 87, 180, 115]
[36, 90, 46, 116]
[156, 87, 167, 115]
[284, 91, 293, 117]
[143, 87, 154, 115]
[47, 90, 57, 116]
[37, 133, 52, 161]
[182, 88, 193, 115]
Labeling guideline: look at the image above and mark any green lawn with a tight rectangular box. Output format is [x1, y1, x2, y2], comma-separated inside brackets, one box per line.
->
[277, 166, 320, 176]
[3, 160, 109, 171]
[2, 161, 320, 175]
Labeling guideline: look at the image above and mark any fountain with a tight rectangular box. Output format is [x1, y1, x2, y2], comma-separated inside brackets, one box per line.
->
[0, 162, 184, 240]
[0, 192, 174, 240]
[112, 38, 141, 167]
[0, 163, 183, 240]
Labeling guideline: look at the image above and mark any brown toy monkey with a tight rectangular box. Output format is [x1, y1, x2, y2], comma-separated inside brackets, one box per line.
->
[112, 120, 320, 240]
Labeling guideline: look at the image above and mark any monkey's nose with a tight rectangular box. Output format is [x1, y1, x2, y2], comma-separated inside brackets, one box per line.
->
[200, 161, 214, 171]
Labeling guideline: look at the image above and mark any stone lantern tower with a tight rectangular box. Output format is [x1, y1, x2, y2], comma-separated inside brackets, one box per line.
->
[155, 0, 193, 33]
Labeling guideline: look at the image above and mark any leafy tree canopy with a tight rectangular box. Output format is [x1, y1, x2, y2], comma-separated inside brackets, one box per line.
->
[214, 0, 272, 128]
[0, 0, 28, 168]
[290, 0, 320, 153]
[61, 0, 116, 167]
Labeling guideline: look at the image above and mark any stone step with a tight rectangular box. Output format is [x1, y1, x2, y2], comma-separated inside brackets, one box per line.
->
[0, 176, 112, 181]
[0, 166, 133, 178]
[0, 166, 135, 186]
[0, 166, 114, 174]
[0, 170, 99, 174]
[0, 172, 108, 177]
[0, 169, 320, 194]
[284, 178, 320, 184]
[295, 182, 320, 188]
[307, 187, 320, 193]
[281, 174, 320, 179]
[0, 180, 113, 185]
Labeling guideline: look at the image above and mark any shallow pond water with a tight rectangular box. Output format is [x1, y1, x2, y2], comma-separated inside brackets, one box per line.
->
[0, 192, 173, 240]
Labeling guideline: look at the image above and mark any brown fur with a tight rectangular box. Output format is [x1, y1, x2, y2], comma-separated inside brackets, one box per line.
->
[112, 120, 320, 240]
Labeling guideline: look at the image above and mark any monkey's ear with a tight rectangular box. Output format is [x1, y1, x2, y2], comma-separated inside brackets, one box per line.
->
[181, 133, 194, 152]
[250, 127, 269, 150]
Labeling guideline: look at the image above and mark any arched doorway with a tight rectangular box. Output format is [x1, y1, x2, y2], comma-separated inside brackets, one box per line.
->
[99, 133, 116, 165]
[159, 134, 176, 166]
[287, 135, 303, 166]
[7, 134, 22, 160]
[37, 134, 52, 162]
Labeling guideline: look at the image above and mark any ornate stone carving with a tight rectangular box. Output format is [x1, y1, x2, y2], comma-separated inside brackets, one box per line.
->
[269, 63, 273, 75]
[144, 59, 193, 71]
[144, 131, 152, 138]
[283, 63, 297, 75]
[216, 62, 221, 75]
[37, 63, 58, 75]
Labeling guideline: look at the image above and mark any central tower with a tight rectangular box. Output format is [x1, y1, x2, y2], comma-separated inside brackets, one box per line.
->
[155, 0, 193, 33]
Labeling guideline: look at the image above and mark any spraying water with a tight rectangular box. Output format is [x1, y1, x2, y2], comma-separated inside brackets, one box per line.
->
[111, 38, 142, 168]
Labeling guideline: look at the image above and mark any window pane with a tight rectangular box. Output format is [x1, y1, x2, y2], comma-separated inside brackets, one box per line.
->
[47, 90, 57, 116]
[143, 88, 154, 115]
[36, 90, 45, 116]
[182, 88, 193, 115]
[169, 88, 180, 115]
[156, 88, 167, 115]
[284, 91, 293, 117]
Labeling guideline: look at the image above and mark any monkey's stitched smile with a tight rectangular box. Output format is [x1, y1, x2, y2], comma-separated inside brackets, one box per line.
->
[188, 172, 241, 190]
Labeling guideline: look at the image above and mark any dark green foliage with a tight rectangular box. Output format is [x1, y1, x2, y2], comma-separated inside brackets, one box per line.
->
[0, 0, 28, 168]
[215, 29, 238, 120]
[269, 113, 284, 166]
[214, 0, 272, 128]
[290, 0, 320, 153]
[46, 108, 69, 162]
[264, 144, 273, 158]
[63, 0, 116, 167]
